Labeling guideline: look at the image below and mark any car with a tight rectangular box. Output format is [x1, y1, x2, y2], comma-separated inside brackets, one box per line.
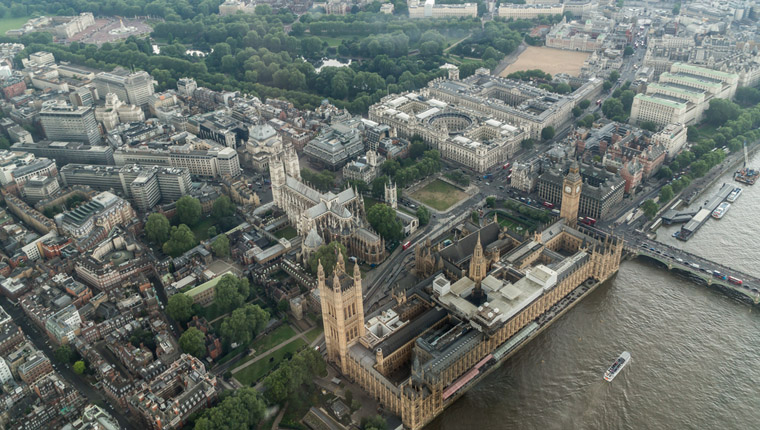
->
[676, 258, 684, 263]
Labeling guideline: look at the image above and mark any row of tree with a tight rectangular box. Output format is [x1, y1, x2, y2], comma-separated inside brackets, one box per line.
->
[262, 348, 326, 404]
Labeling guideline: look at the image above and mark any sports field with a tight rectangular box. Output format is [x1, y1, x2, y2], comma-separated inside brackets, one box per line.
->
[500, 46, 590, 77]
[411, 179, 468, 212]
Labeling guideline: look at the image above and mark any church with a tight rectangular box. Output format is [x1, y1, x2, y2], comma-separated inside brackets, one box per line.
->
[319, 164, 624, 429]
[269, 148, 386, 265]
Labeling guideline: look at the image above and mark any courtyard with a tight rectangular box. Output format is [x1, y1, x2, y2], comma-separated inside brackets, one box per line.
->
[410, 179, 468, 212]
[500, 46, 590, 77]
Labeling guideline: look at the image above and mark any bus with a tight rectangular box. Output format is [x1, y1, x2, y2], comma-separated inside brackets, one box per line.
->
[579, 217, 597, 226]
[542, 201, 555, 209]
[728, 276, 743, 286]
[402, 241, 412, 250]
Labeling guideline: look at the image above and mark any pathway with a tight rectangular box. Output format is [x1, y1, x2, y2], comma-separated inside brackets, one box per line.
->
[271, 401, 288, 430]
[230, 330, 311, 374]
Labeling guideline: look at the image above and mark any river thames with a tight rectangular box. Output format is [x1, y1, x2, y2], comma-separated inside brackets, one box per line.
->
[427, 152, 760, 429]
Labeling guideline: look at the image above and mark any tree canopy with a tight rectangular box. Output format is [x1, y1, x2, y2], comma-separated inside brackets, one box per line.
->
[176, 196, 202, 226]
[194, 388, 266, 430]
[704, 99, 741, 126]
[219, 304, 269, 346]
[416, 206, 430, 225]
[308, 241, 349, 276]
[167, 293, 194, 323]
[367, 203, 404, 242]
[641, 199, 658, 219]
[179, 327, 207, 358]
[214, 274, 251, 313]
[211, 195, 236, 219]
[262, 348, 326, 404]
[145, 213, 170, 244]
[163, 224, 198, 257]
[212, 234, 230, 258]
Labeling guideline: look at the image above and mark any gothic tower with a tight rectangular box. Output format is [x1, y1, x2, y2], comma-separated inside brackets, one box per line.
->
[385, 180, 397, 210]
[269, 154, 286, 207]
[283, 142, 301, 181]
[560, 161, 583, 227]
[469, 232, 487, 285]
[318, 252, 366, 374]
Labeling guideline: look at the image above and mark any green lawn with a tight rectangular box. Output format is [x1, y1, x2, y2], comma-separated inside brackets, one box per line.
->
[191, 217, 216, 241]
[411, 179, 468, 211]
[233, 338, 307, 385]
[304, 326, 323, 343]
[0, 16, 32, 35]
[274, 226, 298, 240]
[493, 211, 536, 233]
[250, 324, 297, 356]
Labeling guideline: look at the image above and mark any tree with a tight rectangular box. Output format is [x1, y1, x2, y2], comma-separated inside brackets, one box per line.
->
[195, 388, 266, 430]
[734, 86, 760, 107]
[603, 81, 612, 91]
[361, 415, 388, 430]
[657, 166, 673, 180]
[579, 99, 591, 109]
[640, 121, 658, 132]
[624, 46, 634, 56]
[572, 106, 583, 117]
[207, 226, 217, 238]
[471, 211, 479, 224]
[704, 99, 741, 126]
[145, 213, 170, 244]
[367, 203, 404, 242]
[163, 224, 198, 257]
[609, 71, 620, 82]
[659, 185, 674, 203]
[521, 138, 535, 150]
[541, 126, 556, 141]
[212, 234, 230, 258]
[176, 196, 202, 226]
[167, 293, 194, 323]
[416, 206, 430, 225]
[602, 98, 625, 119]
[212, 195, 236, 219]
[55, 345, 74, 364]
[308, 241, 350, 276]
[641, 200, 658, 219]
[554, 83, 572, 94]
[214, 274, 250, 313]
[179, 327, 207, 358]
[690, 160, 708, 178]
[73, 361, 86, 375]
[410, 140, 427, 159]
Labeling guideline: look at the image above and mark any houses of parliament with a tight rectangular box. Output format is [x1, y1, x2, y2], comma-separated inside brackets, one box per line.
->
[318, 162, 623, 430]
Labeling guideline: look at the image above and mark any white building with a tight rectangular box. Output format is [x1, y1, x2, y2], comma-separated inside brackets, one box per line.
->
[408, 0, 478, 18]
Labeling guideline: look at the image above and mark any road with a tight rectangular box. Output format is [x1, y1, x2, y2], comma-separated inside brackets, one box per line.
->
[0, 296, 135, 428]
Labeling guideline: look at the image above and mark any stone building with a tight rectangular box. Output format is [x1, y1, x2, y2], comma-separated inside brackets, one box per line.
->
[319, 197, 624, 430]
[270, 153, 386, 265]
[537, 161, 625, 220]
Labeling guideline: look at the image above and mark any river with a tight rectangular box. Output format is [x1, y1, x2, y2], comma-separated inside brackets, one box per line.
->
[426, 151, 760, 429]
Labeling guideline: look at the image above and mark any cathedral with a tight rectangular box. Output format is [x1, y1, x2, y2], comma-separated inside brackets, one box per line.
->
[319, 164, 624, 430]
[269, 150, 386, 265]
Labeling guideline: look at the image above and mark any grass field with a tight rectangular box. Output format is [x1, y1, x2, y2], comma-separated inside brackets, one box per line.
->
[500, 46, 590, 77]
[274, 226, 298, 240]
[0, 16, 31, 35]
[233, 338, 307, 385]
[250, 324, 297, 356]
[494, 211, 536, 233]
[411, 179, 468, 211]
[304, 326, 323, 343]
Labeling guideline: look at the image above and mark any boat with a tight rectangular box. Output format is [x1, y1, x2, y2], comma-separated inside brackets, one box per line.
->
[712, 202, 731, 219]
[604, 351, 631, 382]
[735, 168, 758, 185]
[726, 187, 742, 203]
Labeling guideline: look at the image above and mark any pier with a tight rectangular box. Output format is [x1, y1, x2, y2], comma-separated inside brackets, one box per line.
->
[676, 183, 734, 241]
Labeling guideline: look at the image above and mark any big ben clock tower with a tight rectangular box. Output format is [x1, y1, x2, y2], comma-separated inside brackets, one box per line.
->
[560, 161, 583, 227]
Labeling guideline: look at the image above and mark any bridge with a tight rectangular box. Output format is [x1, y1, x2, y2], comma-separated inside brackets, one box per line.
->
[622, 231, 760, 304]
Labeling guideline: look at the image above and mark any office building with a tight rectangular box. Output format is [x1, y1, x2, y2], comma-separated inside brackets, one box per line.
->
[11, 140, 115, 166]
[94, 70, 155, 108]
[39, 101, 101, 145]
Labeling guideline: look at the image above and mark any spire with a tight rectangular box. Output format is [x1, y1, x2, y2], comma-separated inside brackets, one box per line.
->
[317, 259, 325, 285]
[353, 260, 361, 280]
[336, 247, 346, 274]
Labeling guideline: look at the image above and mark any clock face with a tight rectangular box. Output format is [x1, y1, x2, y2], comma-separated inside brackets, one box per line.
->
[565, 185, 572, 193]
[576, 185, 581, 193]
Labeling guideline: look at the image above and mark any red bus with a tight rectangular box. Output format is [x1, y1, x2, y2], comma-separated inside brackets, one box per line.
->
[579, 217, 597, 226]
[728, 276, 743, 286]
[402, 241, 412, 250]
[542, 201, 555, 209]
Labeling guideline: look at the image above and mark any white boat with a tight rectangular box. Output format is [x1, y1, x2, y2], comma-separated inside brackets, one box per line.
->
[604, 351, 631, 382]
[712, 202, 731, 219]
[726, 187, 742, 203]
